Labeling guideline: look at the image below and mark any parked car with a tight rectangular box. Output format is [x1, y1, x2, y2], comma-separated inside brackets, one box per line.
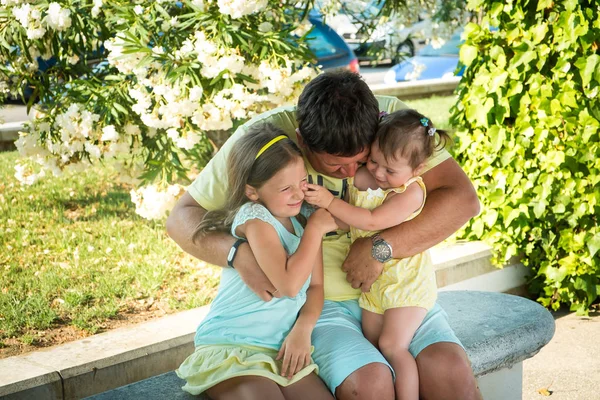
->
[307, 12, 360, 73]
[324, 1, 427, 65]
[383, 28, 465, 84]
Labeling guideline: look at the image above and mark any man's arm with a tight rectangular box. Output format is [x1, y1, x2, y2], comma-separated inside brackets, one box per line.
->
[166, 192, 280, 301]
[342, 158, 480, 291]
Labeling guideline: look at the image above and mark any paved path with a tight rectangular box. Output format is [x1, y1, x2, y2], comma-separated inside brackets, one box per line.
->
[523, 309, 600, 400]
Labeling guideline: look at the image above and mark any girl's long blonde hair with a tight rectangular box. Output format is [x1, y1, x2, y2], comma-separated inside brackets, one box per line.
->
[192, 123, 303, 243]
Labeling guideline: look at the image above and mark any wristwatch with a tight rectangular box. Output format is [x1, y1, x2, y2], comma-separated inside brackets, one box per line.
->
[227, 238, 246, 269]
[371, 234, 393, 263]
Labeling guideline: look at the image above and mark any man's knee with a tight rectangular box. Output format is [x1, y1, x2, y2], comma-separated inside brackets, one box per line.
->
[417, 343, 481, 400]
[335, 362, 394, 400]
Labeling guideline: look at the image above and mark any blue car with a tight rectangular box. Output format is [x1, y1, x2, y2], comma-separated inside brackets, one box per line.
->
[308, 13, 359, 73]
[384, 28, 464, 83]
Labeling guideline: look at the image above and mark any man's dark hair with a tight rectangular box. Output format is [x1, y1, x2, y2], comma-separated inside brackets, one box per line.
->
[296, 70, 379, 156]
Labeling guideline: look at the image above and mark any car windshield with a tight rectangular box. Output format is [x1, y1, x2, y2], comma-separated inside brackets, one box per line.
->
[307, 24, 342, 58]
[417, 30, 464, 57]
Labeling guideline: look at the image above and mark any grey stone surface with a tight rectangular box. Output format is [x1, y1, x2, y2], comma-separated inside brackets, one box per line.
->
[91, 291, 555, 399]
[438, 291, 555, 376]
[84, 371, 204, 400]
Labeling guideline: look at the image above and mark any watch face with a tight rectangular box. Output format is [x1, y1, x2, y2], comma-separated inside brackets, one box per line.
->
[372, 242, 392, 262]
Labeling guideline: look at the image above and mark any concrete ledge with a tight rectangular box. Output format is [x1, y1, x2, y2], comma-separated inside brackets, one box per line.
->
[441, 291, 555, 377]
[370, 77, 460, 99]
[0, 307, 209, 399]
[0, 360, 62, 400]
[87, 291, 554, 400]
[0, 241, 528, 399]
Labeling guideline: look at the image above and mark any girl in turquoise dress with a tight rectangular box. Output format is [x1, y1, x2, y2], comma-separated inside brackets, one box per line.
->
[176, 123, 336, 399]
[304, 109, 451, 400]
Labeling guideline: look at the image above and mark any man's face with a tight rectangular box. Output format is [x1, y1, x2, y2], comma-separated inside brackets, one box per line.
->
[303, 148, 370, 179]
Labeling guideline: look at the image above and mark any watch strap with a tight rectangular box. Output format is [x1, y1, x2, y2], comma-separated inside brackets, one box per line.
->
[227, 238, 246, 268]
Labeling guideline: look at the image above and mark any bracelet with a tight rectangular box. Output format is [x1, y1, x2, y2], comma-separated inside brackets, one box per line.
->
[227, 238, 246, 269]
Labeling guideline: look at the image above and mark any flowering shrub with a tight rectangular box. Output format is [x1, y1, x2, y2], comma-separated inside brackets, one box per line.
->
[1, 0, 462, 219]
[0, 0, 319, 218]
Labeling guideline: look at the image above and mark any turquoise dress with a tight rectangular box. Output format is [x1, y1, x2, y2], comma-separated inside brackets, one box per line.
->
[177, 202, 318, 394]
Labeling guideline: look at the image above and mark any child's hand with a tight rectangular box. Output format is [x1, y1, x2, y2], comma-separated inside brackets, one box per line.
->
[276, 326, 312, 379]
[304, 183, 335, 209]
[309, 208, 338, 233]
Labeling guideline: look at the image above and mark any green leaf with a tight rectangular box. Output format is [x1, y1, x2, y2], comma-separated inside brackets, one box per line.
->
[483, 209, 498, 227]
[459, 45, 478, 67]
[532, 201, 546, 219]
[575, 54, 599, 88]
[587, 233, 600, 258]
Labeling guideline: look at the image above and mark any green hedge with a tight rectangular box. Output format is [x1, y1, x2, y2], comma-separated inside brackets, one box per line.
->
[451, 0, 600, 314]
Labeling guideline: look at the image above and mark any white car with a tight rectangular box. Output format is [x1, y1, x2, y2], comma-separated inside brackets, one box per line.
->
[324, 1, 428, 64]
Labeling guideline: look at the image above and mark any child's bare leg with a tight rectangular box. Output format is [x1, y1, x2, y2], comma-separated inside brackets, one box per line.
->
[205, 375, 285, 400]
[378, 307, 427, 400]
[280, 372, 334, 400]
[361, 309, 384, 347]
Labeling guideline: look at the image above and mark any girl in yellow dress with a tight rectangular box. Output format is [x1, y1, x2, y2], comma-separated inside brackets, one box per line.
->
[304, 109, 451, 400]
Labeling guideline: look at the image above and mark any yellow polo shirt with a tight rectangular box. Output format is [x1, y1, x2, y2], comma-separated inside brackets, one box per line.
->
[188, 96, 451, 301]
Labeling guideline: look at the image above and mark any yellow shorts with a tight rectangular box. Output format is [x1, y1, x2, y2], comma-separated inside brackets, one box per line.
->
[359, 252, 437, 314]
[177, 344, 318, 395]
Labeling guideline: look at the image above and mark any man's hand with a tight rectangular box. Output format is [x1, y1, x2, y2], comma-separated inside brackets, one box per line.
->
[304, 183, 335, 209]
[342, 237, 384, 292]
[235, 242, 282, 301]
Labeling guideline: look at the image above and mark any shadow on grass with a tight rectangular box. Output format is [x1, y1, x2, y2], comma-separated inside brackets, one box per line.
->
[60, 190, 136, 221]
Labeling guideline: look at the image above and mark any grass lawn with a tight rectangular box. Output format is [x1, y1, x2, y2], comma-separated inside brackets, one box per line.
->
[405, 95, 457, 130]
[0, 95, 457, 357]
[0, 151, 220, 357]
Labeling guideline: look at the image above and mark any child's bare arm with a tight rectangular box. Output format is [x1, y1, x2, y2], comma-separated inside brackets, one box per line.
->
[277, 246, 325, 378]
[306, 182, 424, 232]
[242, 209, 335, 298]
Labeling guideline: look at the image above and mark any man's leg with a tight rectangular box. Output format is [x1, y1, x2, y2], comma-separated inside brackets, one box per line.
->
[416, 342, 482, 400]
[336, 363, 394, 400]
[311, 300, 394, 400]
[409, 303, 482, 400]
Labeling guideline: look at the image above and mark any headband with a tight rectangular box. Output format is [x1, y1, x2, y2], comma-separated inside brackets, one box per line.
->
[255, 135, 288, 159]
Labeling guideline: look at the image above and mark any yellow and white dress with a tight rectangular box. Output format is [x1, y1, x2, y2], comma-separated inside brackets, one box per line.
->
[349, 176, 438, 314]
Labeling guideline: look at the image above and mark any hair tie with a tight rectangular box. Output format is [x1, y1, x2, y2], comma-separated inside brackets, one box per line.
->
[255, 135, 288, 159]
[420, 117, 436, 136]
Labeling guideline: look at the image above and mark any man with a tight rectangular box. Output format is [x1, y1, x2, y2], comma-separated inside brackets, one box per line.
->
[167, 70, 482, 399]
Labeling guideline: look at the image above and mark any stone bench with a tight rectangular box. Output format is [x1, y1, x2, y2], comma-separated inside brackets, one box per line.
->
[86, 291, 555, 400]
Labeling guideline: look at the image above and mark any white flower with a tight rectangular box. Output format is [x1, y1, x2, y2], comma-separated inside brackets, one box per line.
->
[84, 143, 101, 159]
[152, 46, 165, 55]
[130, 184, 185, 220]
[12, 4, 31, 28]
[92, 0, 103, 17]
[191, 0, 205, 11]
[166, 128, 179, 140]
[101, 125, 119, 141]
[124, 123, 141, 136]
[189, 85, 203, 101]
[134, 5, 144, 15]
[217, 0, 268, 19]
[44, 2, 72, 31]
[258, 22, 273, 33]
[27, 27, 46, 39]
[14, 163, 44, 186]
